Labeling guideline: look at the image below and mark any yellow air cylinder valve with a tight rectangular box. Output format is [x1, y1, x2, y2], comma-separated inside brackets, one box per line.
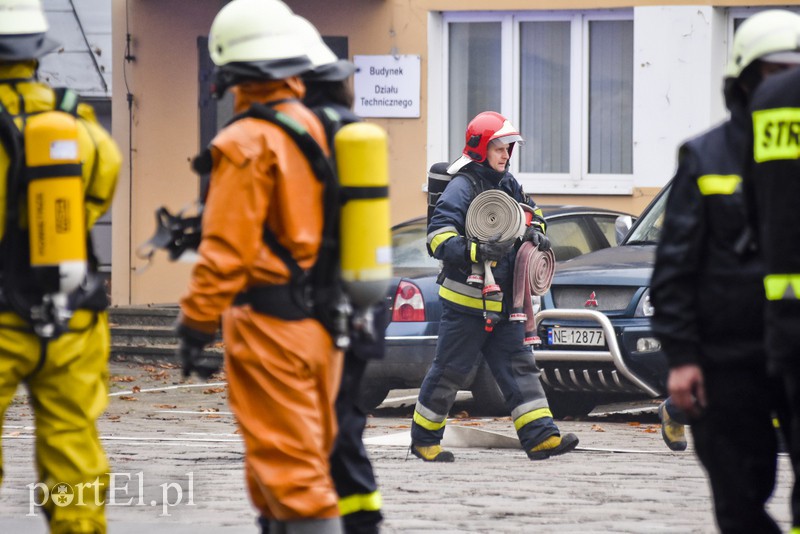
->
[24, 111, 87, 300]
[334, 122, 392, 309]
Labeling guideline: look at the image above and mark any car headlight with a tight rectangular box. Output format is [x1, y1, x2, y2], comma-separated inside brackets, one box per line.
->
[634, 288, 655, 317]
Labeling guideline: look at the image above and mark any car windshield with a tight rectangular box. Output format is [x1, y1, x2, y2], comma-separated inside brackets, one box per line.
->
[392, 221, 440, 269]
[623, 186, 670, 246]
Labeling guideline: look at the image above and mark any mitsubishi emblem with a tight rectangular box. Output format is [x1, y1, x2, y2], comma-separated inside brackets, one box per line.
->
[585, 291, 599, 308]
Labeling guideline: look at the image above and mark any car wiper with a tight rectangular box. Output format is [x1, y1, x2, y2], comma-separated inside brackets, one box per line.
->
[625, 239, 657, 246]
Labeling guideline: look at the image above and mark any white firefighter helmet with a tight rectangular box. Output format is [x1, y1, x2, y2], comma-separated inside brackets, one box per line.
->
[291, 15, 356, 82]
[0, 0, 59, 60]
[725, 9, 800, 79]
[208, 0, 310, 76]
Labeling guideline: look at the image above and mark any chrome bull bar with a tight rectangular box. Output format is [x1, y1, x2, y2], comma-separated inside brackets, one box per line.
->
[533, 309, 659, 397]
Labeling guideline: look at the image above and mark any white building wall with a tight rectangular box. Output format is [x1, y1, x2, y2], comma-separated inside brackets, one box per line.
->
[39, 0, 112, 98]
[632, 5, 729, 188]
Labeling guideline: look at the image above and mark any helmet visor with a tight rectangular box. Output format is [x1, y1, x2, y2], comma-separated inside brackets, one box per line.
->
[0, 33, 58, 60]
[761, 50, 800, 65]
[492, 134, 524, 146]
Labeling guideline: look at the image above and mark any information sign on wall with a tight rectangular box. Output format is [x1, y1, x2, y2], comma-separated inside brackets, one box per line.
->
[353, 55, 420, 118]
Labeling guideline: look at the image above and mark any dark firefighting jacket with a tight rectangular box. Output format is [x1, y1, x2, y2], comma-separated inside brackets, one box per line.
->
[745, 66, 800, 364]
[427, 162, 544, 316]
[651, 106, 765, 369]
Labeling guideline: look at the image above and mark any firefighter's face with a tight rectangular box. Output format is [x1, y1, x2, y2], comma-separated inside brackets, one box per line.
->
[486, 141, 510, 172]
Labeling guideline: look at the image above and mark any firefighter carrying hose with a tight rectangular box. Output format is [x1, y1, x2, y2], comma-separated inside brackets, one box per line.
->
[176, 1, 346, 532]
[0, 0, 121, 532]
[651, 10, 800, 532]
[410, 111, 579, 462]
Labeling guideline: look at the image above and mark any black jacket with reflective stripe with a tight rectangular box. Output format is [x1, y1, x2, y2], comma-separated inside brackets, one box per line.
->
[650, 107, 765, 369]
[744, 67, 800, 363]
[427, 162, 540, 316]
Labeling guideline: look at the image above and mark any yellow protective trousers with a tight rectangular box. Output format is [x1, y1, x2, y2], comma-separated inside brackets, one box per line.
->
[0, 310, 110, 534]
[223, 305, 343, 521]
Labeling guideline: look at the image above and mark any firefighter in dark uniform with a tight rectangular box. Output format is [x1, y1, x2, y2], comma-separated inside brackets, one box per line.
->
[650, 10, 800, 533]
[745, 28, 800, 534]
[297, 15, 384, 534]
[409, 111, 579, 462]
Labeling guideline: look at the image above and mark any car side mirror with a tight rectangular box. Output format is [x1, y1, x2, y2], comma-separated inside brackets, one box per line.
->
[615, 215, 633, 245]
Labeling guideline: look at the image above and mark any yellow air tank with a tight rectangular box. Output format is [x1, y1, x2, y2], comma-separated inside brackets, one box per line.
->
[24, 111, 86, 297]
[334, 122, 392, 309]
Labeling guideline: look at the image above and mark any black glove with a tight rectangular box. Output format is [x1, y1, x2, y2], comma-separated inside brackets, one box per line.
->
[176, 323, 219, 379]
[473, 233, 514, 263]
[524, 226, 552, 252]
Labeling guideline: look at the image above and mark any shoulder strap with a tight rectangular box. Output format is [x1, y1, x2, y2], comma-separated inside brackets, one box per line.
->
[53, 88, 80, 116]
[312, 106, 343, 155]
[457, 167, 484, 201]
[239, 102, 340, 282]
[0, 102, 23, 239]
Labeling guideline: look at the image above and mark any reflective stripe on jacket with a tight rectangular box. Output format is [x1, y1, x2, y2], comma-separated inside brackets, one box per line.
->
[426, 162, 543, 315]
[650, 107, 765, 369]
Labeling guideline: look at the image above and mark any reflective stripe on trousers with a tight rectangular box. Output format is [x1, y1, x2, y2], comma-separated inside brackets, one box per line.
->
[411, 304, 558, 450]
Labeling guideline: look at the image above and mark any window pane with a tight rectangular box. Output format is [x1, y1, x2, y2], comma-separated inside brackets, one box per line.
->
[593, 215, 619, 246]
[588, 20, 633, 174]
[448, 22, 501, 161]
[519, 21, 571, 173]
[546, 219, 592, 261]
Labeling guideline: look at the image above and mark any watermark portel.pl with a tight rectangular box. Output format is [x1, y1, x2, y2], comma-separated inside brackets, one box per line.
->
[27, 471, 195, 517]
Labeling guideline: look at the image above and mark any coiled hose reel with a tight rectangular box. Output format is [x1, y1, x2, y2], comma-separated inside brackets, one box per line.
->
[465, 190, 556, 336]
[464, 190, 526, 295]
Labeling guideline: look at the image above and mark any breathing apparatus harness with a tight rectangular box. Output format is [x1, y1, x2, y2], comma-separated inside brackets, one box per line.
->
[229, 101, 354, 348]
[143, 99, 371, 349]
[0, 87, 104, 339]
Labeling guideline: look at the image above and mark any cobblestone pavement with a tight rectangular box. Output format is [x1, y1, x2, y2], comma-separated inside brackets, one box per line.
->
[0, 359, 793, 533]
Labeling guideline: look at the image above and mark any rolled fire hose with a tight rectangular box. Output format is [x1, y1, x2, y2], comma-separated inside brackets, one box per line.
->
[511, 239, 556, 345]
[465, 190, 526, 295]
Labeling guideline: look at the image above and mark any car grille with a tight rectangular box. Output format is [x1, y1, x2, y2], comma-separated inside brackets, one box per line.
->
[538, 363, 645, 394]
[551, 286, 638, 312]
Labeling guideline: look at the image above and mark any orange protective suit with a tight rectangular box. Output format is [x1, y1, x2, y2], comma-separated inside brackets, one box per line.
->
[179, 78, 343, 520]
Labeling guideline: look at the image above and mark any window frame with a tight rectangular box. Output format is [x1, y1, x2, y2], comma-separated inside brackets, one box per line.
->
[431, 9, 634, 196]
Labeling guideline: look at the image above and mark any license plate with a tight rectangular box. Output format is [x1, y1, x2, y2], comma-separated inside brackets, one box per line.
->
[547, 327, 605, 346]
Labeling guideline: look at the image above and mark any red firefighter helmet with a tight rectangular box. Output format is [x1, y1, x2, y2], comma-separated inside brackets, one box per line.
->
[447, 111, 524, 174]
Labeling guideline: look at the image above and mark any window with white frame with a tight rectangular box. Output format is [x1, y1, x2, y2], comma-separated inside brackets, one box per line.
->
[436, 11, 633, 195]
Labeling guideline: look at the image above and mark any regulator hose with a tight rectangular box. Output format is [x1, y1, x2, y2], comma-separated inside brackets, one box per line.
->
[465, 190, 526, 295]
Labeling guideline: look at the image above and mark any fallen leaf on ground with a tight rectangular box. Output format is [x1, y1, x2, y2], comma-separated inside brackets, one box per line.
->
[453, 411, 470, 419]
[203, 387, 225, 394]
[159, 362, 180, 369]
[199, 407, 220, 412]
[132, 386, 141, 393]
[110, 375, 136, 382]
[389, 424, 410, 429]
[153, 404, 177, 409]
[627, 422, 641, 427]
[591, 424, 606, 432]
[119, 396, 138, 401]
[459, 421, 483, 427]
